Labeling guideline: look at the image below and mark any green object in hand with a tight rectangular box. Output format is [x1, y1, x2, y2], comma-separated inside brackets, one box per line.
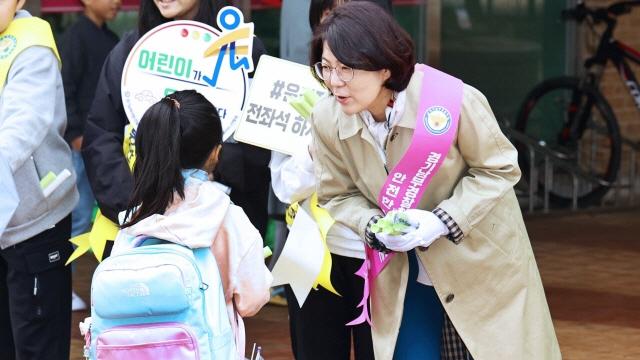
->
[263, 246, 273, 259]
[370, 211, 413, 235]
[289, 89, 321, 119]
[302, 89, 320, 104]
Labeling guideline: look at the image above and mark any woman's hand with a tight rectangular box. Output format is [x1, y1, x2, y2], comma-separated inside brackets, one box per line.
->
[375, 209, 449, 252]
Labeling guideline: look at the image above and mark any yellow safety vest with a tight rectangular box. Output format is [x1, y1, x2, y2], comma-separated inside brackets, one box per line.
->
[0, 17, 60, 92]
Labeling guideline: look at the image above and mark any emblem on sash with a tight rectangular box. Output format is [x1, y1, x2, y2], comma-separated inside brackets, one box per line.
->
[423, 105, 452, 135]
[0, 35, 17, 59]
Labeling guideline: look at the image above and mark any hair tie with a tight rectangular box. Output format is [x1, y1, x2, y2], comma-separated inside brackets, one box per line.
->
[166, 97, 181, 109]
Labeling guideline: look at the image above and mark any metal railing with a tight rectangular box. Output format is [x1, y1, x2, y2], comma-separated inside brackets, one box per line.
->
[609, 135, 639, 207]
[502, 125, 639, 213]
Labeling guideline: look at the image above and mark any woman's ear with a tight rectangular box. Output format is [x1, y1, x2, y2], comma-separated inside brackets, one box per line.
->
[381, 69, 392, 83]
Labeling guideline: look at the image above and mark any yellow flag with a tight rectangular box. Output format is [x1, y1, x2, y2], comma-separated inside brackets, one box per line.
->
[65, 233, 90, 265]
[308, 193, 340, 296]
[65, 210, 119, 265]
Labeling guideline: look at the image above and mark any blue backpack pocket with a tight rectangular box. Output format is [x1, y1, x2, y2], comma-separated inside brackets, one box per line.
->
[92, 262, 191, 319]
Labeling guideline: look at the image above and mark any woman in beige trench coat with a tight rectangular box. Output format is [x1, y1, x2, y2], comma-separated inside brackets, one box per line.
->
[308, 2, 561, 360]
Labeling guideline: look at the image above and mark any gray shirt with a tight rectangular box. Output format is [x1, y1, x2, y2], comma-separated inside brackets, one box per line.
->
[0, 10, 78, 248]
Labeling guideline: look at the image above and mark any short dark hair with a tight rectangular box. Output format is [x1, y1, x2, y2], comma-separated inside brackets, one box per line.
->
[310, 1, 415, 92]
[308, 0, 393, 32]
[308, 0, 335, 31]
[138, 0, 227, 36]
[123, 90, 222, 227]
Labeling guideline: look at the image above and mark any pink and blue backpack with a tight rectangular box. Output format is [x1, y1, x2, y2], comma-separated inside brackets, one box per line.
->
[86, 238, 234, 359]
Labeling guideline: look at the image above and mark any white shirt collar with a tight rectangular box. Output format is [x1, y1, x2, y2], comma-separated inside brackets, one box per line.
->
[360, 90, 407, 154]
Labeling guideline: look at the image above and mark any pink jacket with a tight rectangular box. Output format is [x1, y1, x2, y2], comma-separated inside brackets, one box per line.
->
[114, 178, 272, 359]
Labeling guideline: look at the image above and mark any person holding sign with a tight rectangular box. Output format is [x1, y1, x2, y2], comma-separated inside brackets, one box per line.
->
[309, 3, 560, 360]
[82, 0, 271, 249]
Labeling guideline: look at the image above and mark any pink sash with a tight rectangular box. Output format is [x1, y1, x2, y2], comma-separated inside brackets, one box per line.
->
[348, 64, 463, 325]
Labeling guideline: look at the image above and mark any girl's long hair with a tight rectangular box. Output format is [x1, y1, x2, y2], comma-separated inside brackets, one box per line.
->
[122, 90, 222, 227]
[138, 0, 227, 36]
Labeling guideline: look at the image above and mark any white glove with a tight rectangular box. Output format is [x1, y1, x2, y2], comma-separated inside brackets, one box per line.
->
[375, 209, 449, 252]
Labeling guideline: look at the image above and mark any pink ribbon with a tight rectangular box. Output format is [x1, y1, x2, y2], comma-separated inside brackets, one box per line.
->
[348, 64, 463, 326]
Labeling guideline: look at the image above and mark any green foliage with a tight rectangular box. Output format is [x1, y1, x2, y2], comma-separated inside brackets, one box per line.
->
[371, 211, 413, 235]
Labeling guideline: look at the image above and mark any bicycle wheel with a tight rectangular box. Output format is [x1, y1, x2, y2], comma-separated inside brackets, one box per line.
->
[515, 76, 621, 207]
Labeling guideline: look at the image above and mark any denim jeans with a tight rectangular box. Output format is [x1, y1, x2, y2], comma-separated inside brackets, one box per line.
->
[71, 151, 95, 237]
[393, 250, 444, 360]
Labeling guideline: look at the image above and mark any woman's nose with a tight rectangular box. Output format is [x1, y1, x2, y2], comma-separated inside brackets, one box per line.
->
[328, 70, 346, 87]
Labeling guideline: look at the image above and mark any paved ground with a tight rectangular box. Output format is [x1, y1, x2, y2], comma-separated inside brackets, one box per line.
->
[69, 209, 640, 359]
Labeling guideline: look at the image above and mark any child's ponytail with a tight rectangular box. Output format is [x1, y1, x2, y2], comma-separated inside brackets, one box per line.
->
[123, 96, 185, 227]
[122, 90, 222, 227]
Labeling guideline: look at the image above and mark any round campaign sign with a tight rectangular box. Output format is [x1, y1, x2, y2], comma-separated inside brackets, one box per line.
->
[121, 20, 248, 140]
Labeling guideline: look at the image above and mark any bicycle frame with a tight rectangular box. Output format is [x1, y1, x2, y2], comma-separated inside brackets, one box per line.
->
[513, 1, 638, 207]
[612, 41, 640, 110]
[580, 2, 640, 110]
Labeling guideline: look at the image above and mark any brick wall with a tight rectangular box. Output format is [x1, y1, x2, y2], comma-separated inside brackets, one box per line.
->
[583, 1, 640, 142]
[582, 1, 640, 192]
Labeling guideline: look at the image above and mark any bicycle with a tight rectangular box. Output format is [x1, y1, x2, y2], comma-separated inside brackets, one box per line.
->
[514, 0, 640, 207]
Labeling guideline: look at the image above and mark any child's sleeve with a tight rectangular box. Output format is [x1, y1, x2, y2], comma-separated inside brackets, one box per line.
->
[269, 148, 316, 204]
[81, 36, 133, 223]
[0, 47, 61, 173]
[224, 207, 272, 317]
[234, 237, 272, 317]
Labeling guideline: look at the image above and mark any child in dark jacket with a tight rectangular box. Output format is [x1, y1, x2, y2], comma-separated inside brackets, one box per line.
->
[60, 0, 120, 312]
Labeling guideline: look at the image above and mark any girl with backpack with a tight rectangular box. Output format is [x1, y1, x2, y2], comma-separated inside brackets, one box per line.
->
[112, 90, 272, 359]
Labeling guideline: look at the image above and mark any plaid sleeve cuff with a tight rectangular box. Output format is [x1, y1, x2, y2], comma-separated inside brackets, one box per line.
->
[433, 207, 464, 244]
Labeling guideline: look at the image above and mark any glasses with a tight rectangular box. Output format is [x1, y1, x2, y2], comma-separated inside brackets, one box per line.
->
[313, 62, 355, 83]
